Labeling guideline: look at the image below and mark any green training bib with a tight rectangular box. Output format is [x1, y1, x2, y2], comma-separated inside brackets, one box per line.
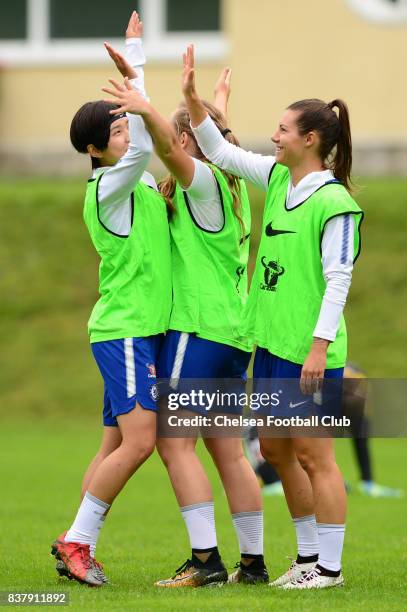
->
[169, 166, 252, 351]
[84, 175, 172, 342]
[242, 164, 363, 367]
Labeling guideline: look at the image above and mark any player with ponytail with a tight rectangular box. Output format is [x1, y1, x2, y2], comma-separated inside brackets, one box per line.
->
[104, 53, 268, 588]
[184, 45, 363, 590]
[159, 100, 246, 238]
[288, 98, 353, 190]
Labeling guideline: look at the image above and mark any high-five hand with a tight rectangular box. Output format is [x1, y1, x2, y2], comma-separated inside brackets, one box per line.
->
[102, 77, 149, 116]
[126, 10, 143, 39]
[182, 44, 197, 99]
[181, 45, 207, 127]
[104, 43, 137, 80]
[214, 67, 232, 102]
[213, 67, 232, 118]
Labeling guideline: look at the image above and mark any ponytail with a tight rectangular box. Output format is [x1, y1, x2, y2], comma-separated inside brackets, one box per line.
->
[158, 175, 177, 218]
[328, 99, 352, 192]
[288, 98, 353, 192]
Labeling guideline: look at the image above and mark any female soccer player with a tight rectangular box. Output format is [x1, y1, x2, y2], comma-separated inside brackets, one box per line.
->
[51, 13, 172, 587]
[103, 70, 268, 586]
[182, 45, 363, 590]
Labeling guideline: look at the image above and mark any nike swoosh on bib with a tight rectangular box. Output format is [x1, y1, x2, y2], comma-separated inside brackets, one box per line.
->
[265, 223, 296, 237]
[289, 400, 308, 408]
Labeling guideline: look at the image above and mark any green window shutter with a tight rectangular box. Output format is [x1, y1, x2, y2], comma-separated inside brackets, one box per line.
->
[0, 0, 27, 40]
[166, 0, 220, 32]
[50, 0, 140, 39]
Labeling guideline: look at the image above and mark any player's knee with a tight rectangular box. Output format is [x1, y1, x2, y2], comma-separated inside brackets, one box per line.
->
[133, 445, 154, 469]
[139, 437, 156, 463]
[103, 441, 122, 457]
[296, 447, 334, 476]
[96, 445, 118, 462]
[296, 451, 315, 475]
[156, 442, 184, 468]
[296, 450, 333, 476]
[214, 451, 244, 472]
[156, 439, 196, 468]
[205, 441, 244, 466]
[124, 437, 155, 468]
[156, 443, 172, 467]
[259, 439, 281, 468]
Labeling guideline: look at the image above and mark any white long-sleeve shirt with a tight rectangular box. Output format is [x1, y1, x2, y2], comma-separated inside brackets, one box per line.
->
[192, 115, 356, 342]
[98, 39, 223, 234]
[95, 39, 156, 236]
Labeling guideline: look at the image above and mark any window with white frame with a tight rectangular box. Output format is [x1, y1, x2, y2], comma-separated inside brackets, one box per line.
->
[0, 0, 226, 65]
[346, 0, 407, 24]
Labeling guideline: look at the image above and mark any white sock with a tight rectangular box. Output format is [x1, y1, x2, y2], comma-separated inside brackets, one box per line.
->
[317, 523, 345, 572]
[181, 502, 217, 550]
[232, 511, 263, 556]
[293, 514, 319, 558]
[65, 491, 110, 557]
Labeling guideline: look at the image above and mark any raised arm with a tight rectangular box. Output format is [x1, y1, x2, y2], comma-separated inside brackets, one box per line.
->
[213, 67, 232, 120]
[104, 10, 147, 99]
[182, 45, 275, 191]
[103, 78, 196, 188]
[98, 12, 153, 213]
[124, 7, 146, 98]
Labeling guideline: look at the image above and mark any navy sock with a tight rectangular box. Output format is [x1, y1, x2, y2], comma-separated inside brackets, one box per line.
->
[297, 553, 319, 564]
[315, 563, 341, 577]
[191, 547, 221, 568]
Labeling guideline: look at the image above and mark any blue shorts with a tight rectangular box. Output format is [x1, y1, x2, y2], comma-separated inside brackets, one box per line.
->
[253, 348, 344, 419]
[91, 335, 164, 426]
[157, 331, 252, 414]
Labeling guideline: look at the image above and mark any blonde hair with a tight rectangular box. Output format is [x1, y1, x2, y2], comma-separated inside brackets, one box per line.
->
[159, 100, 245, 239]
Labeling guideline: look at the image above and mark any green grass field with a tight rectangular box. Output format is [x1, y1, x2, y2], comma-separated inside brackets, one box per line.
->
[0, 177, 406, 609]
[0, 423, 406, 611]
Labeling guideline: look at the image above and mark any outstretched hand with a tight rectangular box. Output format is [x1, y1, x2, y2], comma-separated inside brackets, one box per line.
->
[214, 67, 232, 101]
[102, 77, 149, 116]
[104, 42, 137, 80]
[126, 10, 143, 39]
[181, 45, 207, 127]
[182, 44, 197, 99]
[213, 67, 232, 118]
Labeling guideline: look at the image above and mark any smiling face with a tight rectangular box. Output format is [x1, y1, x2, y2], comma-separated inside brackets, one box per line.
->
[271, 109, 317, 169]
[101, 117, 130, 165]
[88, 116, 130, 166]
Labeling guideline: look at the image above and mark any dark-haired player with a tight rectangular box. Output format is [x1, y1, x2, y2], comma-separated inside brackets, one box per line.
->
[51, 12, 171, 587]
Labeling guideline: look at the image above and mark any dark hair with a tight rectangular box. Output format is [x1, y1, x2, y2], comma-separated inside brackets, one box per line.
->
[70, 100, 121, 169]
[159, 100, 245, 238]
[288, 98, 352, 191]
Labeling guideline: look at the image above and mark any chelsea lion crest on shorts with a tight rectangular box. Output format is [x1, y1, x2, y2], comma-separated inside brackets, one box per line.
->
[150, 383, 159, 401]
